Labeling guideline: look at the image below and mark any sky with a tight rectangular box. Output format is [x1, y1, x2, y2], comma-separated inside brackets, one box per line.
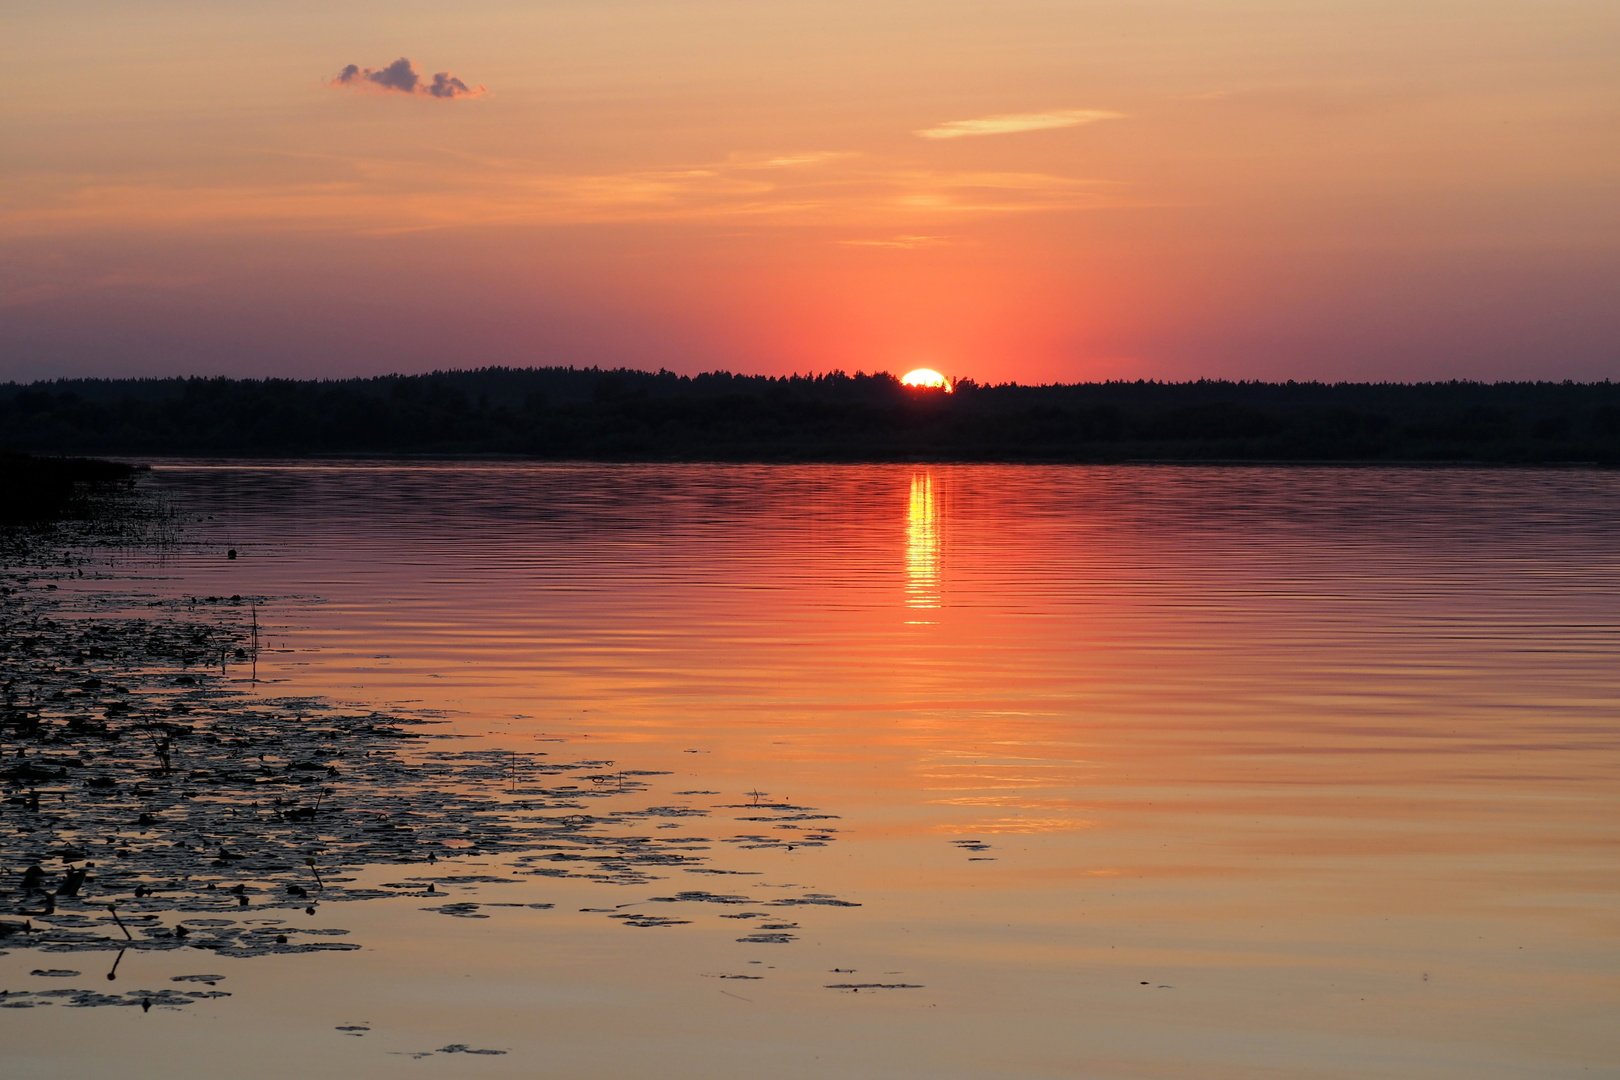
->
[3, 0, 1618, 385]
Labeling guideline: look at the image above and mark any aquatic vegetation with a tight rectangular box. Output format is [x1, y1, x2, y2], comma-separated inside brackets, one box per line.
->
[1, 513, 861, 1011]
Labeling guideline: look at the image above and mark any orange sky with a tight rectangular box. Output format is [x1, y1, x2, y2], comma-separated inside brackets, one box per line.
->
[4, 1, 1618, 383]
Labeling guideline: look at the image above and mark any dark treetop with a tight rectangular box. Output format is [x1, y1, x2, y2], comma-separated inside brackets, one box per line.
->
[4, 369, 1618, 464]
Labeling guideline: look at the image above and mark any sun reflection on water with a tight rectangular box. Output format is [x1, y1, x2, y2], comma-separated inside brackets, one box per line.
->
[906, 472, 940, 615]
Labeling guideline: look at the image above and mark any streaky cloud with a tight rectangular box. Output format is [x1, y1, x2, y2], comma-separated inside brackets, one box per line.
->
[0, 157, 1144, 241]
[916, 108, 1124, 140]
[732, 151, 855, 170]
[837, 235, 951, 249]
[332, 58, 485, 100]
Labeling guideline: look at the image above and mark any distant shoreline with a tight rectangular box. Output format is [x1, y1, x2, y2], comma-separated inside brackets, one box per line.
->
[126, 453, 1612, 470]
[7, 369, 1619, 466]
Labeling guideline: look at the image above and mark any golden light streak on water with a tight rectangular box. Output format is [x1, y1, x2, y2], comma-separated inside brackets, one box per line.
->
[905, 471, 940, 615]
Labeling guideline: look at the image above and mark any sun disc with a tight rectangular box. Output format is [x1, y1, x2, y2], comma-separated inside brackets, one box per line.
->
[900, 368, 952, 391]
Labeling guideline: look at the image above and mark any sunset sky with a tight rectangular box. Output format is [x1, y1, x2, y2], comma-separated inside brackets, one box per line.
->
[5, 1, 1617, 384]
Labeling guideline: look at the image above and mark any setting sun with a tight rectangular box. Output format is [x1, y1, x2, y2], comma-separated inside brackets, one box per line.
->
[900, 368, 952, 391]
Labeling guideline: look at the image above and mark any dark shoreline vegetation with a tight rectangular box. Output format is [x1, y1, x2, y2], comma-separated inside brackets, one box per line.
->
[4, 368, 1619, 464]
[0, 453, 146, 526]
[2, 477, 854, 1012]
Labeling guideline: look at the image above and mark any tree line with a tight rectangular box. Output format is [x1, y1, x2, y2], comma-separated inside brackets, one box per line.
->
[3, 368, 1618, 464]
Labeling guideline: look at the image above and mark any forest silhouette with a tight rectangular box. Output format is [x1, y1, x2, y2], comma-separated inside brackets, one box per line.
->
[4, 368, 1618, 464]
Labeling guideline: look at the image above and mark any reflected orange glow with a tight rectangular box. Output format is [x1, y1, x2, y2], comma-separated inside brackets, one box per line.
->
[906, 472, 940, 613]
[101, 462, 1620, 1079]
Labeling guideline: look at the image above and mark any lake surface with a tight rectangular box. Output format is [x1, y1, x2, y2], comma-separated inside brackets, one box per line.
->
[9, 462, 1620, 1078]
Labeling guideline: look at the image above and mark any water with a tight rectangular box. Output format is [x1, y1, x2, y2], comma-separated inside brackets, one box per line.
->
[10, 462, 1620, 1078]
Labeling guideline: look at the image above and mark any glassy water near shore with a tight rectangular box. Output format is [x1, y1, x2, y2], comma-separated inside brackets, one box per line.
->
[9, 462, 1620, 1078]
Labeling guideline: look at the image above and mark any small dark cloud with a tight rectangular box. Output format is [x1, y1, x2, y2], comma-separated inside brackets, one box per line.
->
[332, 58, 485, 100]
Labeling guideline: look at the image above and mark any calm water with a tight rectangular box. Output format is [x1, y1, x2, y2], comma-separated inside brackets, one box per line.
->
[11, 462, 1620, 1078]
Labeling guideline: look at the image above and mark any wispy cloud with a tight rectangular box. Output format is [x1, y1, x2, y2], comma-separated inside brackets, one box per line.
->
[730, 151, 856, 170]
[0, 268, 205, 310]
[884, 170, 1129, 216]
[332, 58, 486, 100]
[837, 235, 951, 250]
[916, 108, 1124, 140]
[1, 151, 1145, 239]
